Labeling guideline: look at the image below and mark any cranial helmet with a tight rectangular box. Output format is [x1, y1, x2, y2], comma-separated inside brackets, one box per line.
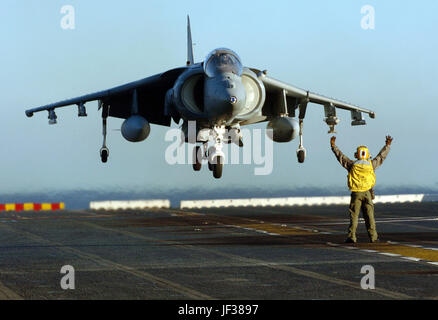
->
[355, 146, 370, 160]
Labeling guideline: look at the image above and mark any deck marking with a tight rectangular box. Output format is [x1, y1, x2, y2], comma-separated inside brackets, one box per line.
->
[378, 252, 401, 257]
[0, 279, 22, 300]
[0, 223, 213, 300]
[328, 240, 438, 266]
[178, 208, 438, 268]
[77, 212, 412, 299]
[401, 257, 421, 262]
[317, 217, 438, 226]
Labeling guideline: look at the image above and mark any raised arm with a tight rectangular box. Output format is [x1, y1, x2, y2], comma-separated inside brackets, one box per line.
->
[372, 135, 393, 170]
[330, 136, 354, 171]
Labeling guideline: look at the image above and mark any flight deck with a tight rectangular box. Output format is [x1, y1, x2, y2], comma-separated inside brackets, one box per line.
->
[0, 202, 437, 300]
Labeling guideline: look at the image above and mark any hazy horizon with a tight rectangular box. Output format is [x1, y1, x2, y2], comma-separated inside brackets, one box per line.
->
[2, 1, 437, 197]
[2, 185, 438, 210]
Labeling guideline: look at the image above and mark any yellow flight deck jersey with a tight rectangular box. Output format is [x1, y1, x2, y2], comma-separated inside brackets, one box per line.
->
[347, 160, 376, 192]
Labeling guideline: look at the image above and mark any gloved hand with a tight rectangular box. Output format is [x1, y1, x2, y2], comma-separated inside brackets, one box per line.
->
[330, 136, 336, 148]
[385, 135, 393, 146]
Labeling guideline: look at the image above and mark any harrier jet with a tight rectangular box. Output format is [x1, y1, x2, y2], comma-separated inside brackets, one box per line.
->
[25, 16, 375, 179]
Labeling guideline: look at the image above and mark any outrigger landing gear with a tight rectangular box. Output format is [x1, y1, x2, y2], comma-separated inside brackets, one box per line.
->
[100, 147, 109, 163]
[296, 119, 306, 163]
[296, 92, 309, 164]
[100, 103, 109, 163]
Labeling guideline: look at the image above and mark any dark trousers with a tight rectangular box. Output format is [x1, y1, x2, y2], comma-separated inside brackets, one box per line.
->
[348, 190, 378, 242]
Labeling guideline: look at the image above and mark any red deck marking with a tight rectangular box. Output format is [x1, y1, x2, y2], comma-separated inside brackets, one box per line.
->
[0, 202, 64, 212]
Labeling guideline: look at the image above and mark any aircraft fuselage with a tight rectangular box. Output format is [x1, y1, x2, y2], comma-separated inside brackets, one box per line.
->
[167, 48, 266, 131]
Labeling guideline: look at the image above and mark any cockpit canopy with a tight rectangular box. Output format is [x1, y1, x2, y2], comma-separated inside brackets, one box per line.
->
[203, 48, 243, 77]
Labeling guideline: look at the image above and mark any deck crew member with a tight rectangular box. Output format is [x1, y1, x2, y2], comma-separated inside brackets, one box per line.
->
[330, 135, 393, 243]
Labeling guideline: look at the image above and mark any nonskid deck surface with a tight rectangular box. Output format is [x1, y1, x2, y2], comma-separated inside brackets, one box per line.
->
[0, 202, 437, 300]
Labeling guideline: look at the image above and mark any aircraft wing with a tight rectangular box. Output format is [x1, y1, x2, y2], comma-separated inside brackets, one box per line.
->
[25, 67, 187, 126]
[256, 71, 375, 128]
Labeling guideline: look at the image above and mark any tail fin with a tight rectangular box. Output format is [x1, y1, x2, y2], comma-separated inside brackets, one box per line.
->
[187, 15, 194, 66]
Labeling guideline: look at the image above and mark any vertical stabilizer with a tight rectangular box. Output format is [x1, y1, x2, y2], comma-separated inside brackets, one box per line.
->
[187, 15, 194, 66]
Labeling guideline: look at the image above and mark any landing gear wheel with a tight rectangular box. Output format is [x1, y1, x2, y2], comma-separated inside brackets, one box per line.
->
[207, 147, 215, 171]
[212, 156, 223, 179]
[296, 118, 306, 164]
[297, 149, 305, 163]
[192, 146, 202, 171]
[100, 104, 109, 164]
[100, 147, 109, 163]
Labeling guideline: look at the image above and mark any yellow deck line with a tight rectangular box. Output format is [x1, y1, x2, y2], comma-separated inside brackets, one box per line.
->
[164, 209, 317, 235]
[0, 279, 22, 300]
[357, 243, 438, 262]
[77, 220, 411, 299]
[237, 223, 316, 236]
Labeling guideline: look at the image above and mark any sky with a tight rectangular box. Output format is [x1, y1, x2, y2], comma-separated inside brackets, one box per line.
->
[1, 0, 437, 197]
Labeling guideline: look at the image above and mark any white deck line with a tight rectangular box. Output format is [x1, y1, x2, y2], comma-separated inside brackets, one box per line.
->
[180, 194, 438, 209]
[90, 199, 171, 210]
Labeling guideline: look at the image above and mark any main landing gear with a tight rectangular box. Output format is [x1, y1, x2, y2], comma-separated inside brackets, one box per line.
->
[192, 125, 242, 179]
[192, 143, 224, 179]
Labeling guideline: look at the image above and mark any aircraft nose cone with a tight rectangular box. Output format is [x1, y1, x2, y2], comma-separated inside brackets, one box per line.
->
[227, 85, 246, 117]
[205, 75, 246, 123]
[217, 88, 245, 118]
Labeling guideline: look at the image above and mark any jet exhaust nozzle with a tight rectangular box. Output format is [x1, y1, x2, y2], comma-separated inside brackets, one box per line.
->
[121, 115, 151, 142]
